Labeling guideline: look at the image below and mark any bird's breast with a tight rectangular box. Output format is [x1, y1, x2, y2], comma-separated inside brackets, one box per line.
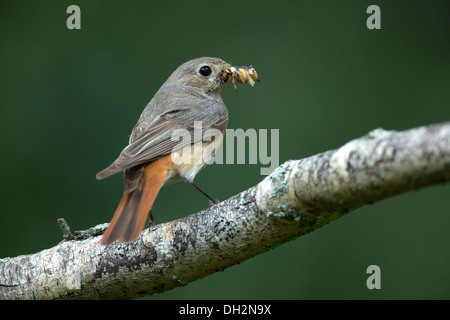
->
[163, 137, 223, 185]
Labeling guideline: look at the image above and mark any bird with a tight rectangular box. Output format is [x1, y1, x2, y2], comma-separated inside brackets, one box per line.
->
[96, 57, 257, 245]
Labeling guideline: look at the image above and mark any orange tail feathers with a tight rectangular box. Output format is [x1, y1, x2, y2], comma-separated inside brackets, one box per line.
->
[101, 155, 173, 245]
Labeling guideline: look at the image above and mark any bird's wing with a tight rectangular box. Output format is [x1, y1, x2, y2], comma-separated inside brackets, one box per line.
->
[96, 106, 227, 180]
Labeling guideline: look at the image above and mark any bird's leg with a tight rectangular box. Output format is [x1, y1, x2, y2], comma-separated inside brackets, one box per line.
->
[148, 210, 157, 228]
[186, 180, 219, 206]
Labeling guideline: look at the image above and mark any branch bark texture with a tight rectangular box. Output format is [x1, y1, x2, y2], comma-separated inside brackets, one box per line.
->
[1, 122, 449, 299]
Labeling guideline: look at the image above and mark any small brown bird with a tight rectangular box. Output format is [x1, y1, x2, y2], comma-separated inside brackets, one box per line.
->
[96, 57, 258, 245]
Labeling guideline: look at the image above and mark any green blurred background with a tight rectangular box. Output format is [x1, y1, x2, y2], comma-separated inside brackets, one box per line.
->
[1, 0, 449, 299]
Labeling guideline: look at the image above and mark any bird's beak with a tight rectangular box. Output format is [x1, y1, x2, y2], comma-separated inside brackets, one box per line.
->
[219, 69, 233, 83]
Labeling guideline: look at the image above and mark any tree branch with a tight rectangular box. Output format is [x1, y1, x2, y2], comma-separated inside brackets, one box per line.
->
[1, 122, 449, 299]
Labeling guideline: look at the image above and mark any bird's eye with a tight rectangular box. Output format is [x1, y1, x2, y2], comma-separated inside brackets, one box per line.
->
[199, 65, 212, 77]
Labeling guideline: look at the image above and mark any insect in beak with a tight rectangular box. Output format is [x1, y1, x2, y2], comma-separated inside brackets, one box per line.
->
[226, 66, 260, 92]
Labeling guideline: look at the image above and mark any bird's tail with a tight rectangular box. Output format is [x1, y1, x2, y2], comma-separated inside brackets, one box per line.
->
[101, 156, 172, 245]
